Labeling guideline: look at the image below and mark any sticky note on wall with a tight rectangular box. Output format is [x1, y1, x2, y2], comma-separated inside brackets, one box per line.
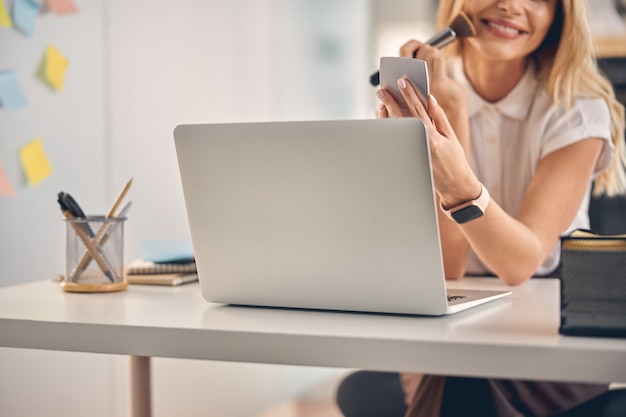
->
[0, 0, 12, 28]
[12, 0, 40, 36]
[41, 45, 69, 91]
[45, 0, 78, 15]
[19, 138, 53, 186]
[0, 69, 28, 110]
[0, 162, 17, 196]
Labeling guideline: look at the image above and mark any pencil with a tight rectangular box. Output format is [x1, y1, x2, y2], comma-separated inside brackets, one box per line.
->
[105, 178, 133, 218]
[72, 179, 133, 279]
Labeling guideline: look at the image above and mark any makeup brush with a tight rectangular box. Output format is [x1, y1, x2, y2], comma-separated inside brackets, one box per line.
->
[370, 12, 476, 86]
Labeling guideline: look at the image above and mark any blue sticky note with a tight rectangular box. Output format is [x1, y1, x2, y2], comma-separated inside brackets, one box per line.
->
[0, 70, 28, 110]
[141, 240, 195, 264]
[12, 0, 40, 36]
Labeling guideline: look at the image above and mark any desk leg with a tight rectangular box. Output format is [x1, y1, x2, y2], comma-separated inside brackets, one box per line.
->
[130, 355, 152, 417]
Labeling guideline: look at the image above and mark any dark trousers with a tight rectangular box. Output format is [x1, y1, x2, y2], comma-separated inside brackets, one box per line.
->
[335, 371, 626, 417]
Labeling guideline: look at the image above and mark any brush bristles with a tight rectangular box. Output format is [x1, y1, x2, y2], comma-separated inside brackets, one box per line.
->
[449, 11, 476, 39]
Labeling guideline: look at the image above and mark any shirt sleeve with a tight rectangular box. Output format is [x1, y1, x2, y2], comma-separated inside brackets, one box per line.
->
[539, 97, 614, 175]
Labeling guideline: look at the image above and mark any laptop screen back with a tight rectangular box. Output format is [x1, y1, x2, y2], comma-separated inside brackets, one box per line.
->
[174, 118, 450, 315]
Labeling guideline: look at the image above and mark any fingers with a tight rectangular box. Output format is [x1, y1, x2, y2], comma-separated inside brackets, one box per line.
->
[377, 104, 389, 119]
[395, 78, 457, 142]
[399, 40, 422, 58]
[413, 43, 439, 64]
[400, 40, 445, 78]
[427, 94, 455, 138]
[397, 77, 430, 122]
[376, 88, 405, 118]
[414, 44, 447, 87]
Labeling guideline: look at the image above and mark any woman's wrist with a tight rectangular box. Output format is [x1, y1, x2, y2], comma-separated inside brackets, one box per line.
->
[438, 180, 483, 211]
[438, 95, 471, 158]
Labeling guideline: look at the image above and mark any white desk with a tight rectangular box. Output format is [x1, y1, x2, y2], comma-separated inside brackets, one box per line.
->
[1, 278, 625, 417]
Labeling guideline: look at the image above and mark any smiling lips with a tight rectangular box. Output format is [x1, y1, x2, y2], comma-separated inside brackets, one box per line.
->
[482, 19, 528, 38]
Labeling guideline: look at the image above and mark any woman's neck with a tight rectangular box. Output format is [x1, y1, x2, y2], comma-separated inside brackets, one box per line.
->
[462, 52, 529, 103]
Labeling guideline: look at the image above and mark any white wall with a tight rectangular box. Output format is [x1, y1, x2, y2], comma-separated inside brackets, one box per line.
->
[1, 1, 372, 416]
[106, 0, 280, 250]
[0, 0, 107, 287]
[0, 0, 373, 283]
[107, 0, 372, 256]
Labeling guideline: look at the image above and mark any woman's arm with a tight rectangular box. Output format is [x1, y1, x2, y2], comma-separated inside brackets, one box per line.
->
[379, 80, 604, 285]
[378, 96, 471, 279]
[386, 41, 474, 279]
[463, 138, 603, 284]
[431, 103, 472, 280]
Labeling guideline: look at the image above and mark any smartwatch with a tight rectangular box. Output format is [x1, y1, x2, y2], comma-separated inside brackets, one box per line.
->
[441, 183, 490, 224]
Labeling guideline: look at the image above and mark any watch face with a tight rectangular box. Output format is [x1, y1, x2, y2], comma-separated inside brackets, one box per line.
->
[451, 205, 483, 224]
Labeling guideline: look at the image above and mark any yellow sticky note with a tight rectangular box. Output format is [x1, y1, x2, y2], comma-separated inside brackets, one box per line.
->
[0, 0, 12, 28]
[44, 45, 70, 91]
[0, 161, 17, 196]
[19, 138, 53, 186]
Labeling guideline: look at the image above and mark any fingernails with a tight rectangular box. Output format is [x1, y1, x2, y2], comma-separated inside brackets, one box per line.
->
[376, 89, 385, 100]
[398, 78, 407, 90]
[430, 94, 438, 105]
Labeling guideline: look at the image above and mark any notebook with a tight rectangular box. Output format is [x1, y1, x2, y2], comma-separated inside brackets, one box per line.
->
[126, 272, 198, 286]
[126, 259, 197, 275]
[174, 118, 510, 315]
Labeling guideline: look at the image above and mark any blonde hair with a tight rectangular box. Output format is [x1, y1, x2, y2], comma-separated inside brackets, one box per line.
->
[437, 0, 626, 196]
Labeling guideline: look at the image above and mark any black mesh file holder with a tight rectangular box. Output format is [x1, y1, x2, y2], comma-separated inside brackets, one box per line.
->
[559, 233, 626, 338]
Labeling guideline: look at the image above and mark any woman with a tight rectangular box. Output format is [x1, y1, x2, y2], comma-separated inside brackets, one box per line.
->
[375, 0, 626, 416]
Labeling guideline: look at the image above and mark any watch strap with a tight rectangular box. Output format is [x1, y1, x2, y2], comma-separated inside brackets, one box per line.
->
[441, 183, 490, 223]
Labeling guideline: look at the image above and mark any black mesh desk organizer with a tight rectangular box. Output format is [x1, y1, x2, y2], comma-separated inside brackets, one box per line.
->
[559, 232, 626, 338]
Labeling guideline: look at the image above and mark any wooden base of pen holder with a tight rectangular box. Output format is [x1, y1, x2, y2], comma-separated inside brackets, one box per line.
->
[61, 281, 129, 293]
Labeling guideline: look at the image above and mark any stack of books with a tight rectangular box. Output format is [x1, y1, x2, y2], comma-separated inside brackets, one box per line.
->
[125, 240, 198, 286]
[125, 259, 198, 286]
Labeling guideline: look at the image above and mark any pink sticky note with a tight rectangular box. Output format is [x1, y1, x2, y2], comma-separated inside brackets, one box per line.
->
[0, 162, 17, 196]
[45, 0, 78, 15]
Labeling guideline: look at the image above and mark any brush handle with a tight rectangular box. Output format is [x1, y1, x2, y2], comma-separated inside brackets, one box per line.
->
[370, 27, 456, 87]
[423, 27, 456, 49]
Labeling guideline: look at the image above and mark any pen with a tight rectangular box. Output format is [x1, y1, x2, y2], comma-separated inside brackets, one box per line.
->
[57, 192, 95, 237]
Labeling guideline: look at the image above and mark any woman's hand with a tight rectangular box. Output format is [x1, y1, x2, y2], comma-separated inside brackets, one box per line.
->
[389, 40, 471, 158]
[399, 40, 465, 114]
[378, 77, 481, 209]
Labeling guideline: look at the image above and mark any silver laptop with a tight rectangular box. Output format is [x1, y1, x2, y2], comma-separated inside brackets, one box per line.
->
[174, 118, 510, 315]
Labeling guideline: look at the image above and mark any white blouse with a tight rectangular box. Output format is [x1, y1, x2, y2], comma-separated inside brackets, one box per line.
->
[450, 58, 614, 276]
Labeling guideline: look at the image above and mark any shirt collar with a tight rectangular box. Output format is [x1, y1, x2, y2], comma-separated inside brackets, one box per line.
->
[451, 58, 538, 121]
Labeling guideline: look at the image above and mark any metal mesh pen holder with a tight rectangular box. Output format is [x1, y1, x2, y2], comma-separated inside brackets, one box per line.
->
[559, 236, 626, 338]
[62, 216, 128, 293]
